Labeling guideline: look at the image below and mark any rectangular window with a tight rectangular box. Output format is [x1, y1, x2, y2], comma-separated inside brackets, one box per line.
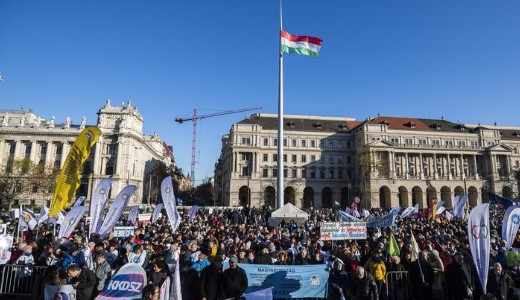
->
[329, 169, 334, 179]
[329, 156, 334, 164]
[292, 139, 297, 147]
[241, 137, 251, 145]
[272, 169, 277, 177]
[311, 140, 316, 148]
[301, 155, 307, 163]
[107, 144, 116, 155]
[338, 169, 344, 179]
[310, 169, 316, 179]
[292, 169, 297, 178]
[302, 168, 306, 178]
[432, 140, 440, 146]
[328, 140, 334, 148]
[56, 144, 63, 155]
[273, 154, 278, 161]
[274, 139, 278, 146]
[320, 169, 325, 179]
[390, 138, 399, 144]
[263, 169, 268, 177]
[283, 154, 287, 162]
[320, 139, 324, 148]
[404, 139, 413, 145]
[283, 139, 287, 147]
[337, 142, 343, 149]
[40, 143, 47, 155]
[263, 154, 268, 162]
[418, 139, 427, 146]
[263, 138, 269, 146]
[301, 140, 306, 147]
[445, 140, 453, 146]
[292, 154, 297, 163]
[311, 155, 316, 162]
[284, 168, 288, 177]
[338, 156, 344, 164]
[241, 153, 248, 161]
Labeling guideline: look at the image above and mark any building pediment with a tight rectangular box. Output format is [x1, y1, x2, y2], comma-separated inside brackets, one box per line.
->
[368, 140, 395, 148]
[486, 144, 513, 153]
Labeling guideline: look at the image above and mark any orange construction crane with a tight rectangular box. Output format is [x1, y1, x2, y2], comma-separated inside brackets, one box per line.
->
[175, 106, 262, 186]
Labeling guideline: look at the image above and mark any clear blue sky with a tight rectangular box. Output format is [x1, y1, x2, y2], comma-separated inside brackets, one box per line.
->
[1, 1, 519, 184]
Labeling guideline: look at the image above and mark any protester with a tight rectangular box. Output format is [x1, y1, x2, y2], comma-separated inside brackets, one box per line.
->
[220, 255, 248, 300]
[199, 255, 223, 300]
[445, 252, 474, 300]
[486, 262, 514, 300]
[94, 251, 112, 295]
[349, 266, 379, 300]
[328, 260, 348, 300]
[67, 263, 96, 300]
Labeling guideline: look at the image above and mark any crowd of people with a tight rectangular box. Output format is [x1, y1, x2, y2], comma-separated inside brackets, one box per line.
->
[0, 203, 519, 300]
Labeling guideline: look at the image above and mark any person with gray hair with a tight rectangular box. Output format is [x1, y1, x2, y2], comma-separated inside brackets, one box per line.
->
[486, 262, 514, 300]
[349, 266, 379, 300]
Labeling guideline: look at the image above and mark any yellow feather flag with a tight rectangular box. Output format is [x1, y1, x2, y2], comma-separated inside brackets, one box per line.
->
[388, 232, 400, 258]
[49, 126, 101, 216]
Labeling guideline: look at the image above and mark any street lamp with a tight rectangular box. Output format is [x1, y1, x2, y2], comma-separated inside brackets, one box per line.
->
[347, 182, 352, 206]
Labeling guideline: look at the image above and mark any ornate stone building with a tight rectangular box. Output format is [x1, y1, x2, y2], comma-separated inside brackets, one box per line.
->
[215, 114, 520, 209]
[0, 100, 174, 207]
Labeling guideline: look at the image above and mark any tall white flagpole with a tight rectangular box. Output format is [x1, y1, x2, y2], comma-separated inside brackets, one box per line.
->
[276, 0, 284, 209]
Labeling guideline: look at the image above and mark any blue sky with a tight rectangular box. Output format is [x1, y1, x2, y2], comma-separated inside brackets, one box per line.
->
[1, 1, 520, 184]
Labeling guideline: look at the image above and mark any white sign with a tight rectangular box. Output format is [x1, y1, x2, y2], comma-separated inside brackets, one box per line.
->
[320, 222, 367, 240]
[0, 235, 13, 264]
[113, 226, 135, 238]
[44, 284, 76, 300]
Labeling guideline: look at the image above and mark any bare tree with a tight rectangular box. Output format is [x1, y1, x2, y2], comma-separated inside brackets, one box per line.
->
[0, 158, 33, 210]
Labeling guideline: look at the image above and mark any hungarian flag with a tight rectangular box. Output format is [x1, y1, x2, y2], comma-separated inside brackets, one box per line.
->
[281, 30, 323, 58]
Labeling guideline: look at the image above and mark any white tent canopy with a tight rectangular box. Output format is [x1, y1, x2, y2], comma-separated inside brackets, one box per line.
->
[268, 203, 309, 226]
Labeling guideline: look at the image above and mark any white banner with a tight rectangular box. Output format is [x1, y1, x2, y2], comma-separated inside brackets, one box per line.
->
[89, 178, 112, 236]
[170, 261, 182, 300]
[159, 276, 170, 300]
[188, 205, 198, 223]
[161, 177, 181, 233]
[152, 203, 164, 223]
[320, 222, 367, 240]
[44, 284, 76, 300]
[128, 205, 139, 226]
[337, 210, 362, 222]
[96, 263, 147, 300]
[99, 185, 137, 238]
[445, 211, 454, 221]
[453, 194, 468, 218]
[400, 206, 415, 219]
[58, 206, 87, 239]
[468, 203, 490, 294]
[73, 196, 86, 207]
[502, 206, 520, 248]
[0, 235, 13, 264]
[436, 206, 446, 215]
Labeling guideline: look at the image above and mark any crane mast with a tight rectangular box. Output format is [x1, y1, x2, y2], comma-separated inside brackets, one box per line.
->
[175, 106, 262, 186]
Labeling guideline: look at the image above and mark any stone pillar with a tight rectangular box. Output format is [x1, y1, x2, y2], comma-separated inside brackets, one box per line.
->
[405, 153, 410, 179]
[474, 155, 479, 180]
[420, 153, 424, 180]
[448, 154, 452, 180]
[434, 153, 438, 179]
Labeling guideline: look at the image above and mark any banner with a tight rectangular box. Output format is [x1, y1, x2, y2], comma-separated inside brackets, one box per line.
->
[151, 203, 164, 223]
[361, 209, 370, 218]
[49, 126, 101, 216]
[20, 206, 37, 230]
[237, 264, 328, 298]
[58, 206, 87, 239]
[453, 194, 468, 218]
[89, 178, 113, 236]
[0, 224, 6, 235]
[349, 197, 360, 215]
[73, 196, 86, 207]
[98, 185, 137, 238]
[468, 203, 490, 294]
[367, 207, 400, 228]
[0, 235, 13, 264]
[436, 207, 446, 215]
[429, 198, 438, 221]
[489, 192, 516, 208]
[502, 206, 520, 248]
[445, 211, 454, 222]
[320, 222, 367, 240]
[400, 206, 415, 219]
[337, 210, 362, 222]
[245, 287, 273, 300]
[44, 284, 76, 300]
[38, 206, 50, 225]
[113, 226, 135, 238]
[161, 177, 181, 233]
[159, 276, 170, 300]
[505, 251, 520, 268]
[128, 205, 139, 226]
[188, 205, 198, 223]
[96, 263, 147, 300]
[170, 261, 182, 300]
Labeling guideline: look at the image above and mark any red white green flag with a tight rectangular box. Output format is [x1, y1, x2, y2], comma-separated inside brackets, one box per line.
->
[281, 30, 323, 58]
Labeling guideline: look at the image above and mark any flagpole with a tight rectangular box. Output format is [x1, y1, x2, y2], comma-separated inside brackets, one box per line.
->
[276, 0, 284, 210]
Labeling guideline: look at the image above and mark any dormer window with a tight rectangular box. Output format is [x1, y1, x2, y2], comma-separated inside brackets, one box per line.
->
[338, 124, 348, 130]
[313, 123, 322, 129]
[430, 123, 441, 130]
[457, 124, 466, 131]
[286, 121, 296, 128]
[405, 121, 416, 128]
[380, 120, 390, 126]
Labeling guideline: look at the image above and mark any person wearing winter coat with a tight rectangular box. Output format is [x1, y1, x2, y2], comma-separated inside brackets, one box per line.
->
[363, 250, 386, 295]
[445, 252, 474, 300]
[349, 266, 379, 300]
[200, 256, 224, 300]
[94, 252, 112, 294]
[67, 264, 97, 300]
[408, 250, 435, 300]
[486, 262, 514, 300]
[328, 260, 348, 300]
[220, 255, 248, 300]
[192, 252, 211, 277]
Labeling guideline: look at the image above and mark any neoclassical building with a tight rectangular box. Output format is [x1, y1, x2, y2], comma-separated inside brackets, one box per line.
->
[0, 100, 174, 207]
[214, 114, 520, 209]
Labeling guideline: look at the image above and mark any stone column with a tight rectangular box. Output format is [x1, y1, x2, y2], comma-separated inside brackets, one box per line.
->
[474, 155, 479, 180]
[448, 154, 452, 180]
[434, 153, 439, 179]
[405, 153, 410, 179]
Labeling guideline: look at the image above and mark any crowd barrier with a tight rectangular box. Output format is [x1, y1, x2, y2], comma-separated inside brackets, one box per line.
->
[0, 264, 47, 297]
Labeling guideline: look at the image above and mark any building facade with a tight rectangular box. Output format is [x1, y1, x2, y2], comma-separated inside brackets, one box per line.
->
[215, 114, 520, 209]
[0, 100, 174, 207]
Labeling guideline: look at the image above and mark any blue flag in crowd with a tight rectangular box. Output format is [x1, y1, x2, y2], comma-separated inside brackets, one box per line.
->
[488, 192, 516, 208]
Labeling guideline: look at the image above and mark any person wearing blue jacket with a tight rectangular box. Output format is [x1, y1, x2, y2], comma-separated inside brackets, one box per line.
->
[192, 252, 211, 277]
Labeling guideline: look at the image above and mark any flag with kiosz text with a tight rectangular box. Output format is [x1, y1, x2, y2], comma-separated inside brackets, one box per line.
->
[96, 263, 147, 300]
[281, 30, 322, 58]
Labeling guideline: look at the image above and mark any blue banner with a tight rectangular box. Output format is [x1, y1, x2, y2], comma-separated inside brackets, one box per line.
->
[366, 207, 400, 228]
[236, 264, 329, 298]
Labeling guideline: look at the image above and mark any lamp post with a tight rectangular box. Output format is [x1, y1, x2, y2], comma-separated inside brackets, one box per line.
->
[347, 182, 352, 207]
